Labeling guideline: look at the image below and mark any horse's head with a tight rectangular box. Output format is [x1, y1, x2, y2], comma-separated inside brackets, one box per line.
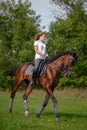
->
[63, 53, 78, 77]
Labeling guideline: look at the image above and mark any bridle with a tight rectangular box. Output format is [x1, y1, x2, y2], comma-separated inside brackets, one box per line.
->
[63, 56, 76, 76]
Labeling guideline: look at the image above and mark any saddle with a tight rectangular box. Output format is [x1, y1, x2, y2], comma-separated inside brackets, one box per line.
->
[26, 57, 50, 77]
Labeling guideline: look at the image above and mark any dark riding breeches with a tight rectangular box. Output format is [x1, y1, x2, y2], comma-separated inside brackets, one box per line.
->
[29, 58, 44, 87]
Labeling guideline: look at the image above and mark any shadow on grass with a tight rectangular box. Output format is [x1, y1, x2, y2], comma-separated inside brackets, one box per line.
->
[42, 111, 87, 119]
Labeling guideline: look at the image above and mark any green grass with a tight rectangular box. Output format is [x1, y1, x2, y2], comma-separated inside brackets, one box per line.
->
[0, 89, 87, 130]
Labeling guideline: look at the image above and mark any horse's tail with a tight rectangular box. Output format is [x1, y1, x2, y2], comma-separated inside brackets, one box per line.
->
[8, 67, 18, 76]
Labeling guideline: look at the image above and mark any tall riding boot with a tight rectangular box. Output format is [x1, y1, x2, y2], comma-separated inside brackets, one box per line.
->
[32, 69, 37, 79]
[29, 79, 34, 87]
[29, 70, 37, 87]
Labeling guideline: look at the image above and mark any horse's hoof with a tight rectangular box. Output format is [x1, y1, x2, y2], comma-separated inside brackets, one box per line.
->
[9, 109, 12, 113]
[24, 110, 29, 116]
[55, 117, 60, 121]
[36, 114, 40, 118]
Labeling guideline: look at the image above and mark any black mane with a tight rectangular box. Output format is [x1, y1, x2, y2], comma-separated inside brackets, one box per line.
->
[48, 52, 74, 63]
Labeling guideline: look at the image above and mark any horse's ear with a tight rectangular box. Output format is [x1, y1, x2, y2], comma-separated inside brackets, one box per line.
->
[73, 53, 79, 61]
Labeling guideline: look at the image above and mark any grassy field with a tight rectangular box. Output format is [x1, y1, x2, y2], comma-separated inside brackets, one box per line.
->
[0, 89, 87, 130]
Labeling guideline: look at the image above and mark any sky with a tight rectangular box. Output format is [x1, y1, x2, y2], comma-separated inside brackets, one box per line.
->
[29, 0, 66, 31]
[30, 0, 56, 31]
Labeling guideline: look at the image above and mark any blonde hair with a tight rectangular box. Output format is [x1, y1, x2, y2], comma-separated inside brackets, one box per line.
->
[35, 32, 45, 41]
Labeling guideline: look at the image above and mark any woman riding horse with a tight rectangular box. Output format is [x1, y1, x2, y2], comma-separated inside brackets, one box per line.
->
[9, 33, 78, 121]
[29, 32, 49, 87]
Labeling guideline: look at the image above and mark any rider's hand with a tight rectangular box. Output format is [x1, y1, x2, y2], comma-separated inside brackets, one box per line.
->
[46, 53, 49, 56]
[42, 52, 46, 56]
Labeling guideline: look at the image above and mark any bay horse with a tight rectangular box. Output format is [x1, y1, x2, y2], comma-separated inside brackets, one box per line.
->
[9, 52, 78, 121]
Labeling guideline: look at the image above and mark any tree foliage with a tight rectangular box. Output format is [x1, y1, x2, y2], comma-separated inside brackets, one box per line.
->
[51, 0, 87, 14]
[0, 0, 40, 89]
[48, 0, 87, 88]
[0, 0, 87, 89]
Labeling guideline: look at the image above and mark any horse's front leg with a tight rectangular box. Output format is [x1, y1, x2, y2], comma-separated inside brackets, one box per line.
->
[46, 88, 60, 121]
[23, 85, 33, 116]
[37, 93, 50, 118]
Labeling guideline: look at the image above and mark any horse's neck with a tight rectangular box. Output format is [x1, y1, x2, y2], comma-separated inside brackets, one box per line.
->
[53, 56, 64, 71]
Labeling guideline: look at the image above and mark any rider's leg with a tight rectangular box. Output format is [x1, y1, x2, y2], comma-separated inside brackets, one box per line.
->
[33, 59, 43, 78]
[29, 59, 42, 86]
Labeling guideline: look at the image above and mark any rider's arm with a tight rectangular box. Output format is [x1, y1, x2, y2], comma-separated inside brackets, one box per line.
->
[34, 46, 45, 56]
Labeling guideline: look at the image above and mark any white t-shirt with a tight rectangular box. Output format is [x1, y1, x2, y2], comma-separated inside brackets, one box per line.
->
[34, 40, 46, 59]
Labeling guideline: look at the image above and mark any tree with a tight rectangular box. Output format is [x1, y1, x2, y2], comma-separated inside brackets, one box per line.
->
[0, 0, 40, 89]
[48, 0, 87, 87]
[51, 0, 87, 14]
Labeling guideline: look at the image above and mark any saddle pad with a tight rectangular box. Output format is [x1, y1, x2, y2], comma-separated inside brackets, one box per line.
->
[26, 64, 47, 76]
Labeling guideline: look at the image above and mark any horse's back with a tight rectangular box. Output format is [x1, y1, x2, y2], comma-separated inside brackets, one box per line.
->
[16, 62, 30, 75]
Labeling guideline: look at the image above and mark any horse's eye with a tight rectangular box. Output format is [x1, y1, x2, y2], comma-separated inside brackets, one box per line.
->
[69, 58, 76, 65]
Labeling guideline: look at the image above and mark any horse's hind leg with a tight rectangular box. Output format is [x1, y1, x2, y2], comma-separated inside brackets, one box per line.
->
[9, 77, 22, 112]
[37, 93, 50, 118]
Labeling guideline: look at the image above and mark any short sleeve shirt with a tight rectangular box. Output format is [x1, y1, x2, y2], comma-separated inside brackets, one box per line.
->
[34, 40, 46, 59]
